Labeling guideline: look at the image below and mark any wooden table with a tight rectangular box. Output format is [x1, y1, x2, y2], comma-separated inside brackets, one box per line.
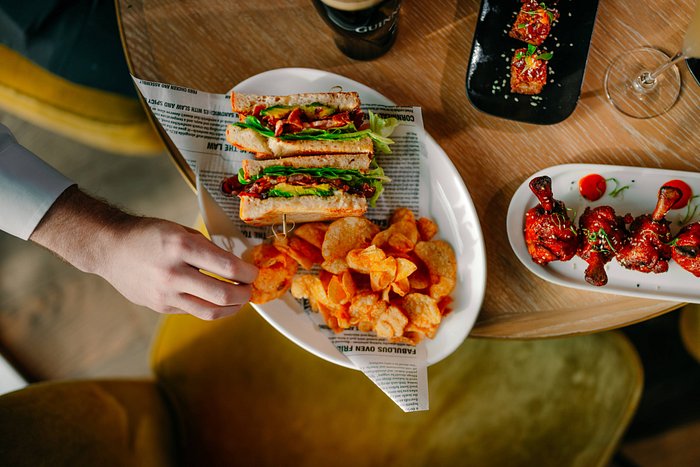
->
[116, 0, 699, 338]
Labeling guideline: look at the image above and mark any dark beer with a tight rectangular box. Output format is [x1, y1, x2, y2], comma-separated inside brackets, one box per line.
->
[312, 0, 401, 60]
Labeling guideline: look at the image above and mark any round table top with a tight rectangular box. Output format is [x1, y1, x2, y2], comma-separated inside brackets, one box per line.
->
[117, 0, 699, 338]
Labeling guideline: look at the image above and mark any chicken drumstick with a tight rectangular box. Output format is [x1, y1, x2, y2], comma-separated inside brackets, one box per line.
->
[524, 176, 578, 265]
[577, 206, 631, 286]
[616, 186, 682, 274]
[672, 222, 700, 277]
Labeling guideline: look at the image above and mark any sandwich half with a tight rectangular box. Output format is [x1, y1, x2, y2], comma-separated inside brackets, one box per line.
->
[225, 153, 388, 226]
[227, 91, 379, 159]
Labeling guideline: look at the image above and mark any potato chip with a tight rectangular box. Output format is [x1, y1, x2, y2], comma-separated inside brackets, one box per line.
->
[414, 240, 457, 299]
[369, 256, 397, 291]
[408, 265, 431, 290]
[318, 269, 334, 291]
[372, 220, 418, 254]
[322, 217, 379, 261]
[346, 245, 386, 274]
[414, 241, 456, 280]
[291, 236, 323, 267]
[401, 293, 442, 329]
[269, 209, 454, 344]
[389, 220, 419, 245]
[341, 270, 356, 300]
[332, 305, 353, 329]
[395, 258, 417, 281]
[317, 302, 343, 333]
[371, 269, 394, 292]
[381, 286, 391, 303]
[294, 222, 328, 250]
[430, 276, 456, 300]
[327, 275, 350, 305]
[249, 243, 288, 269]
[391, 277, 411, 297]
[374, 306, 409, 339]
[349, 291, 386, 327]
[386, 232, 414, 254]
[417, 217, 438, 241]
[250, 266, 289, 304]
[391, 333, 422, 345]
[390, 208, 416, 225]
[437, 296, 454, 316]
[273, 236, 322, 270]
[405, 323, 438, 340]
[249, 244, 298, 304]
[291, 274, 326, 303]
[321, 258, 349, 274]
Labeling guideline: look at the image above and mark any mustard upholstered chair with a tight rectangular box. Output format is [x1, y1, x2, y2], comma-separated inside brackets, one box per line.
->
[0, 306, 643, 467]
[0, 1, 162, 155]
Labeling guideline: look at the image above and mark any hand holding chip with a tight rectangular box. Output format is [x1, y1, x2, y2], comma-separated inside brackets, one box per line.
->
[30, 186, 259, 320]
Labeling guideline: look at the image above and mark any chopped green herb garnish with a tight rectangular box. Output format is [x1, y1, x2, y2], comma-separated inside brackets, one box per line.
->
[582, 227, 617, 253]
[606, 178, 631, 198]
[517, 44, 552, 61]
[679, 195, 700, 225]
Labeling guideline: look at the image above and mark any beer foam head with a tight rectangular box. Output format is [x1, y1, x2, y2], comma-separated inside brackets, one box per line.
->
[320, 0, 385, 11]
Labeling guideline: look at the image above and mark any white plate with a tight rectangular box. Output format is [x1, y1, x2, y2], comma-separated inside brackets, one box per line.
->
[215, 67, 487, 369]
[507, 163, 700, 303]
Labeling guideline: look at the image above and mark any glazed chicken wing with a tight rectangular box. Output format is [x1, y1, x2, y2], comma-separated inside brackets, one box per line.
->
[672, 222, 700, 277]
[616, 186, 682, 274]
[577, 206, 631, 286]
[524, 176, 578, 265]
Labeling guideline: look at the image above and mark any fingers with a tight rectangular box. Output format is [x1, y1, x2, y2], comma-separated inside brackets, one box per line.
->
[182, 234, 259, 284]
[175, 266, 253, 307]
[164, 293, 246, 320]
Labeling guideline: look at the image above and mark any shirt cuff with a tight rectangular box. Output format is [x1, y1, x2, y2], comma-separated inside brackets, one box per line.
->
[0, 126, 75, 240]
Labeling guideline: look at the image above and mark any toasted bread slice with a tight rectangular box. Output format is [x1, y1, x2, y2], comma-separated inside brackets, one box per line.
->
[239, 193, 367, 226]
[226, 124, 374, 158]
[267, 137, 373, 159]
[242, 153, 372, 178]
[232, 92, 360, 114]
[226, 125, 270, 155]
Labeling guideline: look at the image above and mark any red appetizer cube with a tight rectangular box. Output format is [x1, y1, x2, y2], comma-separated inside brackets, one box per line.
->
[510, 45, 552, 95]
[509, 0, 559, 46]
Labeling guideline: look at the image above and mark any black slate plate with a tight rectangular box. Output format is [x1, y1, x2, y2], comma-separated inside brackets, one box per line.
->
[687, 58, 700, 87]
[466, 0, 599, 125]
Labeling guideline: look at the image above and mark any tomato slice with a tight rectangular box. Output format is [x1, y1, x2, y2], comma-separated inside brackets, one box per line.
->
[663, 179, 693, 209]
[579, 174, 607, 201]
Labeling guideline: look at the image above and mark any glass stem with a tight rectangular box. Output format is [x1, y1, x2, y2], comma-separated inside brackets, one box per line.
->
[644, 51, 687, 83]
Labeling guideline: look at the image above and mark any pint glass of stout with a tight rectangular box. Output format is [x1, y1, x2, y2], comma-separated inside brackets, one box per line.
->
[312, 0, 402, 60]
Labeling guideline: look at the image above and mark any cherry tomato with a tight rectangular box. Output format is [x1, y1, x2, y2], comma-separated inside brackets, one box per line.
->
[663, 179, 693, 209]
[579, 174, 607, 201]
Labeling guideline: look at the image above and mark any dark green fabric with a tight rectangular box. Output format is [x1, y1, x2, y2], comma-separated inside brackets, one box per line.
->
[0, 0, 136, 97]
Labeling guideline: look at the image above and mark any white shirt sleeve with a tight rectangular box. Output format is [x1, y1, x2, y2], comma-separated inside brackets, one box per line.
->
[0, 123, 75, 240]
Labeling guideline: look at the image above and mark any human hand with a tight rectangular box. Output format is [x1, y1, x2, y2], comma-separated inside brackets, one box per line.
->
[30, 187, 258, 320]
[99, 218, 258, 320]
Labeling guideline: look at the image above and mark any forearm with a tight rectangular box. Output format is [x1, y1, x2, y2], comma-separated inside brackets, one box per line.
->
[29, 185, 258, 319]
[29, 185, 137, 276]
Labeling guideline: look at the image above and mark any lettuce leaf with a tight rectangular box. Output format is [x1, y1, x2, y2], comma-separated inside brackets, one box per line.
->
[232, 110, 398, 153]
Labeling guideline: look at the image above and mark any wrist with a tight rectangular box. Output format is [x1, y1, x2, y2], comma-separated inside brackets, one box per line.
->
[29, 186, 139, 275]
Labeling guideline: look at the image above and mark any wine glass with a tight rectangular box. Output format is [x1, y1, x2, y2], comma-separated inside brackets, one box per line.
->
[604, 1, 700, 118]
